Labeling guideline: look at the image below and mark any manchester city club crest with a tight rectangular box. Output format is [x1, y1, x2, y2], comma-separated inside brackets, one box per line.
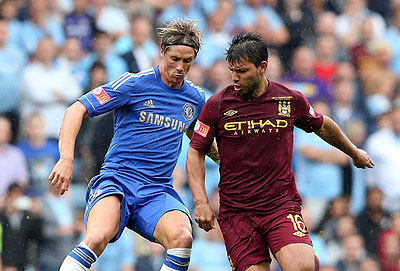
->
[278, 101, 291, 117]
[182, 103, 195, 121]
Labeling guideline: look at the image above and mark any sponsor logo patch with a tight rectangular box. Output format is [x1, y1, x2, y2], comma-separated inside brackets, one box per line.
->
[194, 120, 210, 137]
[143, 99, 155, 108]
[91, 87, 110, 105]
[224, 110, 238, 116]
[293, 231, 306, 237]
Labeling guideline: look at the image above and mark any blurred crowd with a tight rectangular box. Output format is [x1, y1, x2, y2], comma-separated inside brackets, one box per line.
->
[0, 0, 400, 270]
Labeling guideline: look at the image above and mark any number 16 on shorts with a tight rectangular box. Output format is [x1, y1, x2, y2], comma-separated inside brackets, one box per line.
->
[286, 214, 307, 237]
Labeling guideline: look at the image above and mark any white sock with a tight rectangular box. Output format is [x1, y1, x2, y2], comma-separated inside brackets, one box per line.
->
[59, 255, 89, 271]
[59, 242, 97, 271]
[160, 248, 192, 271]
[160, 264, 177, 271]
[78, 241, 98, 261]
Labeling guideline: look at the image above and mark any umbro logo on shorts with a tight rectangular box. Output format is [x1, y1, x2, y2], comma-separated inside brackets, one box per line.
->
[293, 231, 306, 237]
[143, 99, 155, 108]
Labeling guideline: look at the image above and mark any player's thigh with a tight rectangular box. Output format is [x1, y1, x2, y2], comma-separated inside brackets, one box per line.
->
[84, 173, 126, 243]
[274, 243, 315, 271]
[153, 209, 192, 248]
[218, 212, 271, 271]
[85, 195, 122, 241]
[130, 185, 192, 246]
[263, 208, 314, 270]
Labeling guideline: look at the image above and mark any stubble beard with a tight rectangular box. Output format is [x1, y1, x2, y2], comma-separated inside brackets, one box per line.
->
[237, 74, 261, 99]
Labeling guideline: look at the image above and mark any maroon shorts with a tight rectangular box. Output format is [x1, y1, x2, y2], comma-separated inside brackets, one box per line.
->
[217, 206, 313, 271]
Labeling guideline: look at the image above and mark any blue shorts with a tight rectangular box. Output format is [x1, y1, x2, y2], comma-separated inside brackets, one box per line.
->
[84, 170, 191, 242]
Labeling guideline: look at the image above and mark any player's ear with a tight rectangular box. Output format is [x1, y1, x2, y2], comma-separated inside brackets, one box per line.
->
[160, 49, 165, 59]
[259, 61, 268, 73]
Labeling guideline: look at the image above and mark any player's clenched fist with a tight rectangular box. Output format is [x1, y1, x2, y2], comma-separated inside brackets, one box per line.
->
[194, 202, 216, 232]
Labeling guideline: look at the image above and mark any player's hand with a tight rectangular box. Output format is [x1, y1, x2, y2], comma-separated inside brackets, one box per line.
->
[48, 157, 73, 195]
[193, 202, 216, 232]
[352, 148, 375, 169]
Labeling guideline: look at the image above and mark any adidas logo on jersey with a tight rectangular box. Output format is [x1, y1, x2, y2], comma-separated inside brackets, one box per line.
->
[143, 99, 155, 108]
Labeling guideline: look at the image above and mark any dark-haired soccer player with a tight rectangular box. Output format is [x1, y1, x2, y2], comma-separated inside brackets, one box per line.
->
[49, 19, 218, 271]
[186, 32, 374, 271]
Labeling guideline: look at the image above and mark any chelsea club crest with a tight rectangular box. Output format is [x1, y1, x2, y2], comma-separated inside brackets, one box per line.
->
[183, 103, 195, 121]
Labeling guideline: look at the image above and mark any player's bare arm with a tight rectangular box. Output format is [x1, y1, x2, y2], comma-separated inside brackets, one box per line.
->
[48, 101, 89, 195]
[206, 142, 220, 165]
[315, 115, 375, 169]
[186, 146, 216, 232]
[298, 145, 348, 165]
[186, 130, 220, 164]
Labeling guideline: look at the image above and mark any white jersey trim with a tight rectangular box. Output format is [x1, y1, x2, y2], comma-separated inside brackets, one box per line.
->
[186, 79, 204, 93]
[111, 70, 156, 90]
[110, 72, 130, 88]
[83, 95, 96, 111]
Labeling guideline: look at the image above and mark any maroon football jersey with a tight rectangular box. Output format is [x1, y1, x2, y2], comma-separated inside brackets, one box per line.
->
[190, 80, 324, 213]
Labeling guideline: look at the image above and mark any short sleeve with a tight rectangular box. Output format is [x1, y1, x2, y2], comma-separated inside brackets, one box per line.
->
[293, 91, 324, 133]
[190, 94, 220, 153]
[79, 72, 134, 117]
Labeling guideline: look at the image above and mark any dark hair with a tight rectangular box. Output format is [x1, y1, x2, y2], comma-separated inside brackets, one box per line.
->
[7, 182, 22, 194]
[225, 32, 269, 66]
[90, 61, 106, 72]
[93, 29, 109, 39]
[158, 19, 203, 57]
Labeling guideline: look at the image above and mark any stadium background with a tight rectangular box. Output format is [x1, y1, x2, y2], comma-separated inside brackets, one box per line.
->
[0, 0, 399, 270]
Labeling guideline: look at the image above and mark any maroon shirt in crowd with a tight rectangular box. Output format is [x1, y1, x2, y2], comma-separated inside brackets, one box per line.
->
[190, 80, 324, 214]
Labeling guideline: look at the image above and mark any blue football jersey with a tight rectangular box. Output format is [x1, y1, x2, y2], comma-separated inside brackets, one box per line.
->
[79, 66, 206, 184]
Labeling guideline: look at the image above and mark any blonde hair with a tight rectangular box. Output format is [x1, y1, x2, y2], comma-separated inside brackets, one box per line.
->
[158, 19, 203, 56]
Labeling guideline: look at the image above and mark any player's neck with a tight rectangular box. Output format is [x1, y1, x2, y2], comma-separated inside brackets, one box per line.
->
[252, 76, 269, 98]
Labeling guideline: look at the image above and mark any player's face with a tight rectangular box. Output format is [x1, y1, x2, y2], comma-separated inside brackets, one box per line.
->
[160, 45, 196, 88]
[228, 58, 267, 98]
